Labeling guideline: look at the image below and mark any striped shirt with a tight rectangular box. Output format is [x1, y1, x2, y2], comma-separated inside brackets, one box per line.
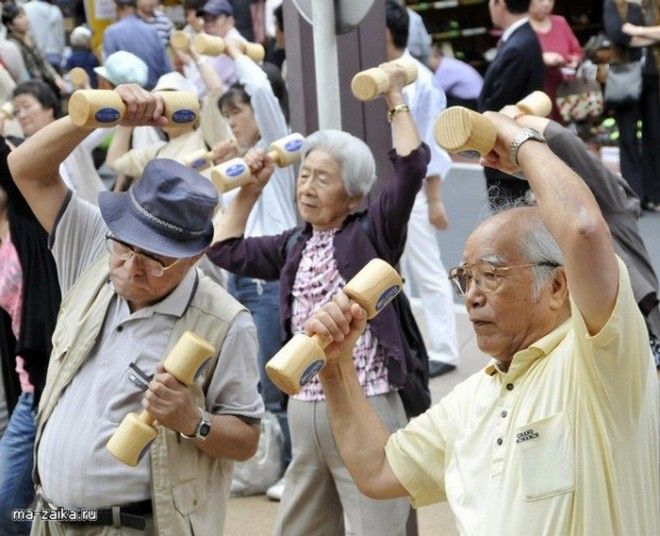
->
[290, 229, 391, 401]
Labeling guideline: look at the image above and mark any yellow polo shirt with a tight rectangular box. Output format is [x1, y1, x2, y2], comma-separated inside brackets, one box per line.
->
[385, 258, 659, 535]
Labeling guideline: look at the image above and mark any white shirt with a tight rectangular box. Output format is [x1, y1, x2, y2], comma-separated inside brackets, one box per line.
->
[220, 55, 297, 237]
[402, 51, 452, 179]
[23, 0, 65, 57]
[58, 129, 108, 206]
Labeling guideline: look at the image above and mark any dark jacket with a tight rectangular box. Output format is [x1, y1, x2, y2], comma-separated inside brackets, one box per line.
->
[0, 137, 61, 411]
[207, 144, 430, 390]
[478, 21, 545, 112]
[479, 21, 545, 192]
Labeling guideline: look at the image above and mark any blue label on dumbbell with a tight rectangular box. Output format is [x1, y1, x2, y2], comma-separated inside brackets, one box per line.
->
[284, 138, 303, 152]
[300, 360, 325, 386]
[226, 163, 246, 177]
[191, 158, 206, 169]
[375, 285, 401, 312]
[95, 108, 120, 123]
[172, 109, 196, 123]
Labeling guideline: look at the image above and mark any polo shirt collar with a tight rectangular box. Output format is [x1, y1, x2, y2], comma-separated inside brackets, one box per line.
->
[125, 267, 198, 320]
[483, 317, 571, 377]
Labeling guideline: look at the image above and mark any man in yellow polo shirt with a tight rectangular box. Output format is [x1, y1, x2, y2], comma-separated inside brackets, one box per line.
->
[304, 112, 660, 535]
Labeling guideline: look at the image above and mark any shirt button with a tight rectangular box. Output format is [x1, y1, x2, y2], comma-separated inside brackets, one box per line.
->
[497, 437, 503, 446]
[116, 325, 123, 332]
[501, 410, 507, 418]
[506, 383, 514, 391]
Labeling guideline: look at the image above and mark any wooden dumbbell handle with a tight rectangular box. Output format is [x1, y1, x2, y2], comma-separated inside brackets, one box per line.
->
[69, 67, 89, 89]
[192, 34, 265, 62]
[170, 30, 191, 51]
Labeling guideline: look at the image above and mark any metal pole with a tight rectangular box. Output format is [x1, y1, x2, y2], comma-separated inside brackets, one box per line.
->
[311, 0, 342, 130]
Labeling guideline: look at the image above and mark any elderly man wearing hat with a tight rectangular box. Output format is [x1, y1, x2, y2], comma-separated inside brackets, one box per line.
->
[7, 83, 263, 535]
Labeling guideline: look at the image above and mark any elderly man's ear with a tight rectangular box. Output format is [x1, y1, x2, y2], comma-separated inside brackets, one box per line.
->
[547, 267, 569, 311]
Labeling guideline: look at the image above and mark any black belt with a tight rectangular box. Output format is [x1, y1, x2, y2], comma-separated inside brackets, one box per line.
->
[62, 500, 152, 531]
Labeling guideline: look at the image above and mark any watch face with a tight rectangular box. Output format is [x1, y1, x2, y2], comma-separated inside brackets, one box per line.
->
[199, 422, 211, 438]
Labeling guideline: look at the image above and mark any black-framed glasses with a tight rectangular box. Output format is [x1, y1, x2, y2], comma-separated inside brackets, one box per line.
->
[105, 235, 182, 277]
[448, 261, 560, 297]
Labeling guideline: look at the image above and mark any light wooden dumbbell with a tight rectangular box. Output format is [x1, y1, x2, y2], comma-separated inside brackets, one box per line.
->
[106, 331, 215, 467]
[350, 57, 418, 102]
[433, 91, 552, 155]
[170, 30, 191, 51]
[192, 33, 265, 63]
[68, 89, 200, 128]
[0, 101, 13, 120]
[69, 67, 90, 90]
[210, 133, 304, 192]
[181, 139, 239, 171]
[266, 259, 402, 395]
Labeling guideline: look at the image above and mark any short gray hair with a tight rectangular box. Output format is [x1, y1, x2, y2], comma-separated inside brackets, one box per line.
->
[302, 129, 377, 197]
[492, 197, 564, 299]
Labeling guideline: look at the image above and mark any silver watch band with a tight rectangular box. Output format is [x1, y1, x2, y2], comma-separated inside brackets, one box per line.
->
[509, 127, 544, 168]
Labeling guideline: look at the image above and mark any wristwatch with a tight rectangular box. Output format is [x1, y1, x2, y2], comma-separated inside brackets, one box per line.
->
[181, 407, 211, 441]
[509, 127, 545, 168]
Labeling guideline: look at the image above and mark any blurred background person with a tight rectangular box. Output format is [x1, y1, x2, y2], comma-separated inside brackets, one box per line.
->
[23, 0, 65, 73]
[136, 0, 174, 49]
[102, 0, 171, 90]
[428, 46, 483, 109]
[528, 0, 583, 122]
[604, 0, 660, 212]
[1, 3, 66, 96]
[64, 25, 99, 89]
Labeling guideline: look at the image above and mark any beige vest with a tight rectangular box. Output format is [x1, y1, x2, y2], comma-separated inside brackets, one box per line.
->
[34, 255, 246, 536]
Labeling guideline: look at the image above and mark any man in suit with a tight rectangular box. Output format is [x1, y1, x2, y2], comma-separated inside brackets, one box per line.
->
[479, 0, 544, 207]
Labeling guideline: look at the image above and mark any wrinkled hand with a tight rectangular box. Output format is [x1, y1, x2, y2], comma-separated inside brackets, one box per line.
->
[428, 200, 449, 230]
[211, 139, 239, 164]
[115, 84, 168, 127]
[543, 52, 566, 67]
[242, 146, 274, 194]
[479, 111, 528, 174]
[304, 291, 368, 365]
[143, 363, 199, 435]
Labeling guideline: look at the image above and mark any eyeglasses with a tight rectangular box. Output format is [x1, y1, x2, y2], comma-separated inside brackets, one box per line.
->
[105, 235, 182, 277]
[448, 261, 560, 297]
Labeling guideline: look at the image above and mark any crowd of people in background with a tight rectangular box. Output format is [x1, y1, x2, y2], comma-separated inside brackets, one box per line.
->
[0, 0, 658, 535]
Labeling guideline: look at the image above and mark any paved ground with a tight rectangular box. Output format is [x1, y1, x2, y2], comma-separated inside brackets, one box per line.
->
[224, 164, 660, 535]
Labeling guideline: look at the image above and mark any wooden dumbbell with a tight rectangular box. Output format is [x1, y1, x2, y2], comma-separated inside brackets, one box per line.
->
[265, 258, 403, 395]
[210, 132, 304, 192]
[350, 57, 418, 102]
[68, 89, 200, 128]
[106, 331, 215, 467]
[433, 91, 552, 155]
[0, 101, 13, 120]
[181, 139, 238, 170]
[170, 30, 191, 51]
[69, 67, 90, 90]
[192, 33, 265, 63]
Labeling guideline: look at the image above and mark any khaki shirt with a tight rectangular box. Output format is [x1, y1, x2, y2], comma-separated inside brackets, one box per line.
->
[385, 258, 659, 535]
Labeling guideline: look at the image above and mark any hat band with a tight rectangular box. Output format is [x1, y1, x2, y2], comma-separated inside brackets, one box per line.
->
[129, 189, 208, 238]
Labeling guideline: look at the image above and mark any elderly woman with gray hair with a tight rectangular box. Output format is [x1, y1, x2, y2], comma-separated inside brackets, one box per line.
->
[207, 65, 429, 535]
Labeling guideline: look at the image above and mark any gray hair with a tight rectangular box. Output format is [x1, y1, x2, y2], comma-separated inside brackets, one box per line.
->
[302, 129, 377, 197]
[492, 195, 564, 299]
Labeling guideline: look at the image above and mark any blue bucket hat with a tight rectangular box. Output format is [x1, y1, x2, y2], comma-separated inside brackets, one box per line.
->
[98, 159, 218, 258]
[198, 0, 233, 17]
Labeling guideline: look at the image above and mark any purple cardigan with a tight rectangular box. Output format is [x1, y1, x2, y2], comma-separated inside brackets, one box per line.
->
[207, 143, 430, 389]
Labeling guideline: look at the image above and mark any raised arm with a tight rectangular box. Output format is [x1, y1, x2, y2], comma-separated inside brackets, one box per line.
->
[311, 293, 410, 500]
[7, 85, 167, 234]
[480, 112, 618, 334]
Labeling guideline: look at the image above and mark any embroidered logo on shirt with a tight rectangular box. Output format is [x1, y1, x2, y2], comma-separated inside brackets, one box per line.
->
[516, 429, 540, 443]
